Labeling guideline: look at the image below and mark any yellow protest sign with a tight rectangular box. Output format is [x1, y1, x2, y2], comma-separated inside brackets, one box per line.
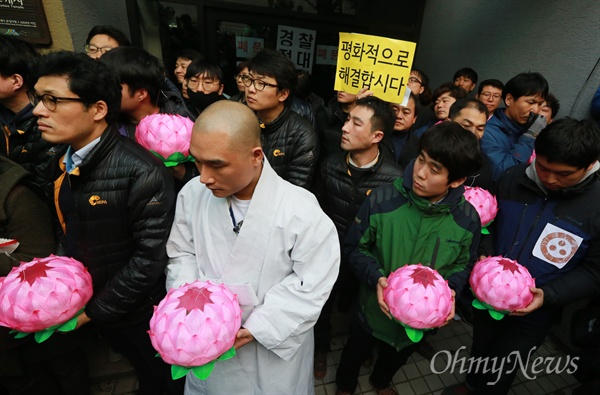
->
[334, 32, 417, 104]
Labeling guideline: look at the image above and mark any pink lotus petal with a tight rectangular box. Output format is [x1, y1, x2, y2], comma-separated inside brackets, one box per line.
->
[464, 186, 498, 226]
[0, 255, 93, 332]
[135, 114, 194, 160]
[470, 256, 534, 311]
[384, 264, 452, 330]
[148, 280, 242, 368]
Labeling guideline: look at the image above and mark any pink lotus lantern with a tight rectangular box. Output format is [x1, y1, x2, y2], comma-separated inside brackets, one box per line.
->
[135, 113, 195, 167]
[383, 264, 453, 342]
[470, 256, 535, 320]
[148, 280, 242, 380]
[0, 255, 93, 342]
[463, 186, 498, 233]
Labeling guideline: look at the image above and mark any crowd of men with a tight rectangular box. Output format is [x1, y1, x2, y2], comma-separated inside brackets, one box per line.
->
[1, 25, 599, 395]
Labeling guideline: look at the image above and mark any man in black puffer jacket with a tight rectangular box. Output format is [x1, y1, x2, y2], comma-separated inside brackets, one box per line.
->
[244, 49, 318, 190]
[31, 51, 180, 395]
[314, 97, 402, 379]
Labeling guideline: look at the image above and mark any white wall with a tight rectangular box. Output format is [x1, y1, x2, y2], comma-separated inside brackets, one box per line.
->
[415, 0, 600, 120]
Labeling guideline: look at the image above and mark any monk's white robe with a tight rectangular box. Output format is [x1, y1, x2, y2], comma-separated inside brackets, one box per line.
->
[166, 159, 340, 395]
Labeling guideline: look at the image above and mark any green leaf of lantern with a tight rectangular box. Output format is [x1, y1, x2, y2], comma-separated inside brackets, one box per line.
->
[471, 298, 487, 310]
[404, 327, 424, 343]
[218, 346, 236, 361]
[57, 316, 78, 332]
[191, 361, 215, 380]
[35, 329, 55, 343]
[488, 310, 507, 320]
[171, 364, 191, 380]
[150, 151, 195, 168]
[12, 331, 30, 339]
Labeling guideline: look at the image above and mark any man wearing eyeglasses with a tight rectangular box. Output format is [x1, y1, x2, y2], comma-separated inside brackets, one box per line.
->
[30, 50, 181, 395]
[83, 25, 131, 60]
[475, 79, 505, 118]
[243, 49, 319, 190]
[183, 59, 225, 118]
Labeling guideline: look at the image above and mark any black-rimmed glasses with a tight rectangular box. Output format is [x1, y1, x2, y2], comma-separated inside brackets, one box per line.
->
[27, 91, 86, 111]
[408, 76, 422, 85]
[84, 44, 114, 56]
[240, 75, 278, 91]
[186, 78, 220, 91]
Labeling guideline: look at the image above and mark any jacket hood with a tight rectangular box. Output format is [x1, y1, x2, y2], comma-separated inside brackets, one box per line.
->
[0, 103, 35, 135]
[523, 159, 600, 198]
[0, 156, 31, 221]
[400, 159, 466, 215]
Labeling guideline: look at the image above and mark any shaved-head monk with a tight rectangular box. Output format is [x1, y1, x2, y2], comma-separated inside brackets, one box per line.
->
[165, 101, 340, 394]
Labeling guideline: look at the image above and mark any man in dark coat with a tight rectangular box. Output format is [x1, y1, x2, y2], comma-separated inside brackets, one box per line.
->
[30, 51, 180, 395]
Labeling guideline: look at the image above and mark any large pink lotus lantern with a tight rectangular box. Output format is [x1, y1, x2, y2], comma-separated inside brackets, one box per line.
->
[383, 264, 453, 342]
[0, 255, 93, 342]
[470, 256, 535, 320]
[135, 113, 195, 167]
[463, 186, 498, 233]
[149, 280, 242, 380]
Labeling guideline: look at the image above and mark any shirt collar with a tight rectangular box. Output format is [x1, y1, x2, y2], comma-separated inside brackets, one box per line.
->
[64, 137, 102, 173]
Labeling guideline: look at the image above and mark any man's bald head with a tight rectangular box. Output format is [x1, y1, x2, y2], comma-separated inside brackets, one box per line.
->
[193, 100, 261, 152]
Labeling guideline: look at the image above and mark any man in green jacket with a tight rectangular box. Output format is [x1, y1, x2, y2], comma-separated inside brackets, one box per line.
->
[335, 122, 482, 395]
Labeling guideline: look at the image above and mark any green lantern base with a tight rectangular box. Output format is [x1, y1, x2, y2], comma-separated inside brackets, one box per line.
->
[470, 290, 509, 320]
[163, 346, 236, 380]
[151, 151, 195, 168]
[10, 307, 84, 343]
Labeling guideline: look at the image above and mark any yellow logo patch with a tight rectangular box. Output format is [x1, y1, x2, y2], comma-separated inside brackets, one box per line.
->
[273, 149, 285, 157]
[89, 195, 108, 206]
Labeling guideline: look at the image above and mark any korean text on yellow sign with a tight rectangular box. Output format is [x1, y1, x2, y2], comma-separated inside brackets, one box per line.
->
[334, 33, 416, 104]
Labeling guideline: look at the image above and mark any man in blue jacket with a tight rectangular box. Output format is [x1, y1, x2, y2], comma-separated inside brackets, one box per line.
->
[480, 72, 548, 181]
[446, 118, 600, 395]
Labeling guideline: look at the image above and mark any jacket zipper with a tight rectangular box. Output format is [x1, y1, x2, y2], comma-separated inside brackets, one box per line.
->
[513, 197, 548, 259]
[430, 236, 441, 269]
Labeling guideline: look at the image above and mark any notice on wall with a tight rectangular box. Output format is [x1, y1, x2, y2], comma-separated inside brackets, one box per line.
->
[334, 32, 416, 104]
[235, 36, 264, 59]
[315, 45, 338, 66]
[276, 25, 316, 72]
[0, 0, 52, 45]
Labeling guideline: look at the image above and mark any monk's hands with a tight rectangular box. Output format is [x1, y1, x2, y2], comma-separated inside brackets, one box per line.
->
[376, 276, 392, 319]
[233, 328, 254, 350]
[439, 290, 456, 327]
[511, 287, 544, 316]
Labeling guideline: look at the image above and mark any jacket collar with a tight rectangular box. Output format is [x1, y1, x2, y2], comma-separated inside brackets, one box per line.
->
[259, 106, 291, 135]
[0, 103, 35, 135]
[69, 125, 120, 174]
[492, 108, 526, 138]
[522, 159, 600, 198]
